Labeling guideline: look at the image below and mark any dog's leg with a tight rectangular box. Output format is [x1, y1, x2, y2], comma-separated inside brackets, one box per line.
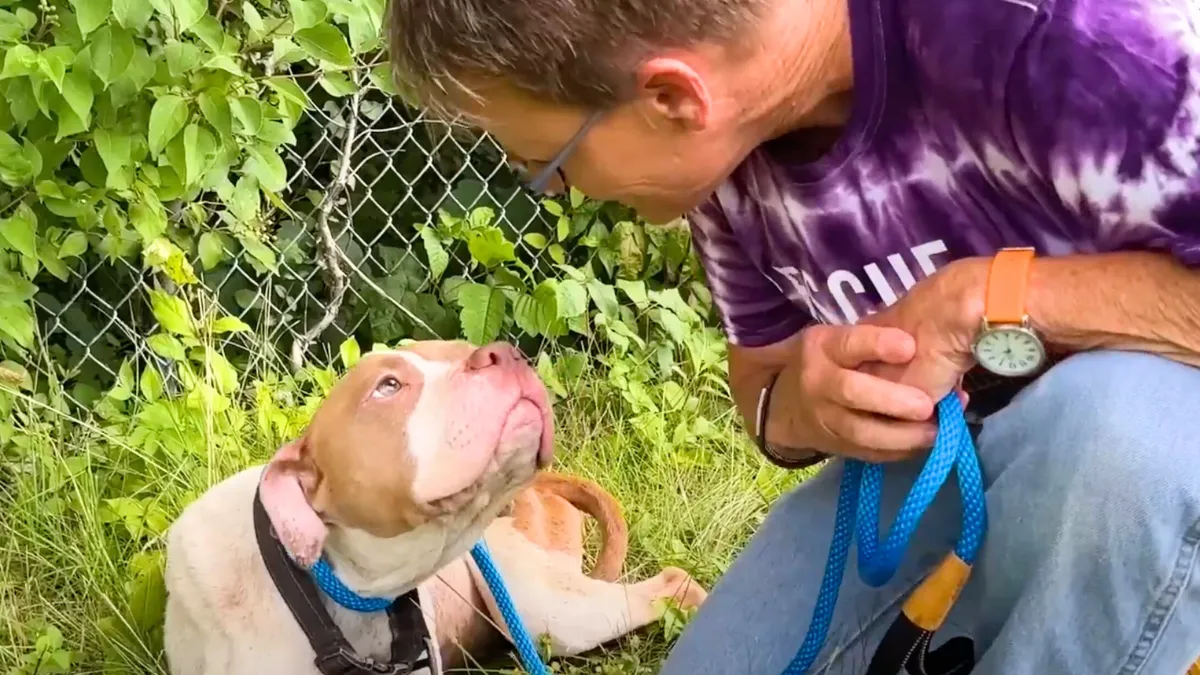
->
[469, 520, 708, 658]
[527, 564, 708, 656]
[163, 597, 208, 675]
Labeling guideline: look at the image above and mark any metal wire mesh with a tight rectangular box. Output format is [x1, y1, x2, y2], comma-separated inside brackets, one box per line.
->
[22, 71, 570, 407]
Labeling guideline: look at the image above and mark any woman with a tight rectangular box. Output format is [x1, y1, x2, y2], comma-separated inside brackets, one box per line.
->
[385, 0, 1200, 671]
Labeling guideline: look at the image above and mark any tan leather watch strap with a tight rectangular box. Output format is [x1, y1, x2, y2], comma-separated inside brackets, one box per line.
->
[984, 247, 1035, 325]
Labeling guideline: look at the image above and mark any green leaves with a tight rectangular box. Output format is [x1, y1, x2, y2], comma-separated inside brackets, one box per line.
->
[466, 227, 515, 269]
[0, 131, 36, 186]
[210, 315, 249, 334]
[129, 197, 166, 242]
[61, 71, 94, 126]
[513, 280, 559, 337]
[187, 15, 227, 52]
[226, 175, 259, 221]
[0, 203, 37, 260]
[0, 0, 716, 422]
[197, 232, 226, 269]
[288, 0, 327, 30]
[0, 44, 36, 79]
[148, 95, 188, 155]
[58, 231, 89, 258]
[457, 283, 506, 346]
[555, 279, 588, 319]
[264, 77, 311, 122]
[318, 0, 381, 53]
[230, 97, 262, 135]
[237, 233, 278, 272]
[293, 24, 353, 67]
[243, 145, 287, 192]
[0, 9, 34, 43]
[587, 278, 620, 317]
[177, 123, 216, 186]
[147, 333, 187, 360]
[420, 227, 448, 283]
[317, 72, 358, 97]
[0, 268, 36, 350]
[149, 289, 195, 336]
[241, 1, 264, 35]
[37, 47, 73, 91]
[168, 0, 207, 33]
[0, 206, 39, 351]
[113, 0, 153, 30]
[338, 335, 360, 369]
[70, 0, 113, 37]
[90, 25, 135, 85]
[165, 40, 202, 76]
[198, 91, 231, 137]
[93, 128, 132, 176]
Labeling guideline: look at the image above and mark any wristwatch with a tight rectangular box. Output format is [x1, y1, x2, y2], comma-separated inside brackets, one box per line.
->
[971, 247, 1047, 377]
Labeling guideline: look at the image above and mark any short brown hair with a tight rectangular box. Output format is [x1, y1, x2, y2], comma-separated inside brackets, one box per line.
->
[387, 0, 765, 115]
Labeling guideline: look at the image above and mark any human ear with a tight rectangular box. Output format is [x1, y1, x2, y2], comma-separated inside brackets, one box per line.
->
[634, 57, 712, 130]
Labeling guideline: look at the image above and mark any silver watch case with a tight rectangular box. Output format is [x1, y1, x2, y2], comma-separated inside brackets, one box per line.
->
[970, 315, 1047, 377]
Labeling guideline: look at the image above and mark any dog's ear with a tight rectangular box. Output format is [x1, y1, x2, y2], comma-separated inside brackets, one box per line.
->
[260, 438, 328, 568]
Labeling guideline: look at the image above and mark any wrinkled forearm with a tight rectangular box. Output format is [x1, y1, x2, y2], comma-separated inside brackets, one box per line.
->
[1023, 251, 1200, 366]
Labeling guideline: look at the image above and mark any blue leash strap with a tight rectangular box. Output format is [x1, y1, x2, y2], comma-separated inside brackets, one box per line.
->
[309, 534, 552, 673]
[470, 539, 553, 675]
[783, 393, 987, 675]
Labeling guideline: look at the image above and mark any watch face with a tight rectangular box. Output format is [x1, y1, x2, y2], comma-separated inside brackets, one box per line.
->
[973, 327, 1045, 377]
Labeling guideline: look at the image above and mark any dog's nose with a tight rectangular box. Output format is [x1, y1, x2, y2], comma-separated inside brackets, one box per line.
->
[466, 342, 524, 370]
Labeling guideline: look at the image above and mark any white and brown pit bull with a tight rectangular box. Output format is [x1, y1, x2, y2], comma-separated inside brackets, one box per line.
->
[162, 340, 707, 675]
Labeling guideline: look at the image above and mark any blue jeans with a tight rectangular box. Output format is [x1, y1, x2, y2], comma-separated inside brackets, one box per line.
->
[660, 351, 1200, 674]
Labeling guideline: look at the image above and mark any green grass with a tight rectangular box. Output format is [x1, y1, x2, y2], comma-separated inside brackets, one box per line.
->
[0, 355, 808, 674]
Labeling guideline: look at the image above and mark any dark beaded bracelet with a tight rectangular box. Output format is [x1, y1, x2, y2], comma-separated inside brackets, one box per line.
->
[755, 372, 830, 470]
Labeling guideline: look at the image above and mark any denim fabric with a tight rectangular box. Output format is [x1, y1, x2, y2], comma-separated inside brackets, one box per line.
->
[660, 351, 1200, 674]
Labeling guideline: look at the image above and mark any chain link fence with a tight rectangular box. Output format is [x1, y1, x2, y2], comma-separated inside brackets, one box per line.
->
[20, 69, 590, 407]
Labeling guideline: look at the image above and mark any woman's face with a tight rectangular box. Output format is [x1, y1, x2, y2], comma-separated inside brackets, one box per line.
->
[446, 59, 760, 224]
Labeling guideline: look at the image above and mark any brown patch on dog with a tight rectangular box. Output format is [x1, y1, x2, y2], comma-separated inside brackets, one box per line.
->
[512, 473, 629, 582]
[285, 351, 430, 538]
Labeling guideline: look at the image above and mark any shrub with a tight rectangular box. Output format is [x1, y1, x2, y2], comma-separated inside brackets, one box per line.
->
[0, 0, 719, 410]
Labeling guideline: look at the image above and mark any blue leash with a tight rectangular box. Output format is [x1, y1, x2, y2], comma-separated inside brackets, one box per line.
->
[782, 393, 988, 674]
[311, 393, 984, 675]
[470, 540, 552, 675]
[310, 539, 551, 673]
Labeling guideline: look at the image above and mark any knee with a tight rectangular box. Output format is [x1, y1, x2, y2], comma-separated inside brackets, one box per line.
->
[985, 350, 1200, 526]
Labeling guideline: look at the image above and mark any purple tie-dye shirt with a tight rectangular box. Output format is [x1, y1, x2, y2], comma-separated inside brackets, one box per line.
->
[690, 0, 1200, 349]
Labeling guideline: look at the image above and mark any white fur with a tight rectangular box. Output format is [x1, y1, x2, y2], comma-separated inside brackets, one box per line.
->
[394, 349, 463, 496]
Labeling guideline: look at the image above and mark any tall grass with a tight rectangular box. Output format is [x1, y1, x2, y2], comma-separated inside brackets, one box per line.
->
[0, 347, 808, 674]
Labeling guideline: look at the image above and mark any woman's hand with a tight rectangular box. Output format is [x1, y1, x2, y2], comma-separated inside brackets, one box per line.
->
[858, 257, 986, 404]
[765, 323, 940, 462]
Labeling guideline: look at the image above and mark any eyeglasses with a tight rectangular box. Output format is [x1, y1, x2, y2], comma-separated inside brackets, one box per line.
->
[513, 110, 605, 195]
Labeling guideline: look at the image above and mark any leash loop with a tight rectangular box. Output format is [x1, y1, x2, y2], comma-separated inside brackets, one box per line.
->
[782, 393, 988, 674]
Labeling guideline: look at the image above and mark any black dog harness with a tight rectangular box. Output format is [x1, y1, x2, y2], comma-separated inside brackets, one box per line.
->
[252, 487, 440, 675]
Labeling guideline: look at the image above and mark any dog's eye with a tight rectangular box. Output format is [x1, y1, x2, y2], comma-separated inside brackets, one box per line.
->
[372, 376, 403, 398]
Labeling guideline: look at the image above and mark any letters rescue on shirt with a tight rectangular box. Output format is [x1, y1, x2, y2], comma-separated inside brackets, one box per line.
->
[688, 0, 1200, 349]
[773, 239, 951, 325]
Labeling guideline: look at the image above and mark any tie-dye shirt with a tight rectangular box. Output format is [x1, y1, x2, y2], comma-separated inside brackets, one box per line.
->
[690, 0, 1200, 349]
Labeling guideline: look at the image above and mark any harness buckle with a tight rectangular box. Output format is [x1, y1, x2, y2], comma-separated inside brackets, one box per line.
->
[315, 647, 415, 675]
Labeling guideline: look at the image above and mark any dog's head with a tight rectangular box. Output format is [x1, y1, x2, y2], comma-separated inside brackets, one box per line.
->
[259, 340, 554, 581]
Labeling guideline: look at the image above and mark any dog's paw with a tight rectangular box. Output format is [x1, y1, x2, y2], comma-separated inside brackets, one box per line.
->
[659, 566, 709, 610]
